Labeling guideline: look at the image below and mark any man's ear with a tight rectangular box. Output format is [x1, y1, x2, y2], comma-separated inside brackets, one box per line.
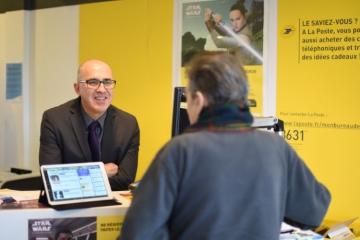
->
[73, 83, 80, 95]
[195, 91, 208, 109]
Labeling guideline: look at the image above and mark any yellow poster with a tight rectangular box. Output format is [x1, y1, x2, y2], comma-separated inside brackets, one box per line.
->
[277, 0, 360, 224]
[97, 215, 125, 239]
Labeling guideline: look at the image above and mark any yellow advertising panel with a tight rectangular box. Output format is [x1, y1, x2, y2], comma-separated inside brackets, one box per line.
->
[180, 0, 264, 115]
[97, 215, 125, 239]
[277, 0, 360, 223]
[28, 216, 125, 239]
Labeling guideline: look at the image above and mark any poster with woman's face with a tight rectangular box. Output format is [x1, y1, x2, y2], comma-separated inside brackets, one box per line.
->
[181, 0, 265, 114]
[181, 0, 264, 66]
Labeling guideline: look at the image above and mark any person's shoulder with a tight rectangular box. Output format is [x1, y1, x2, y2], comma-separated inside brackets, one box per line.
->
[44, 98, 78, 112]
[43, 98, 79, 116]
[153, 133, 196, 161]
[253, 129, 296, 155]
[253, 129, 286, 142]
[165, 131, 204, 150]
[108, 105, 137, 121]
[240, 24, 253, 36]
[156, 131, 225, 166]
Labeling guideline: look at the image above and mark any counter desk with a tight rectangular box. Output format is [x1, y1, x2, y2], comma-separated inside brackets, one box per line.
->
[0, 190, 130, 239]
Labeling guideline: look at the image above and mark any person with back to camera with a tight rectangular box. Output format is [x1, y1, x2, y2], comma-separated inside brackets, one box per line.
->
[204, 1, 260, 65]
[119, 52, 331, 240]
[39, 59, 140, 190]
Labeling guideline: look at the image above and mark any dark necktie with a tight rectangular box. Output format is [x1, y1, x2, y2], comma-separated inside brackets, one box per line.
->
[88, 121, 101, 162]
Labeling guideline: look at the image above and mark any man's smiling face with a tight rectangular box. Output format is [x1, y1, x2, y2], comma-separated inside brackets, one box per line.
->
[74, 60, 114, 119]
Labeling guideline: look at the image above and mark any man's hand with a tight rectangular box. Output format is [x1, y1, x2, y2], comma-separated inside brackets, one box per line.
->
[104, 163, 119, 177]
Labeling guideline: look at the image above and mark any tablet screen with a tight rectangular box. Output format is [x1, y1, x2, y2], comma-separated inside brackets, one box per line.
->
[41, 162, 113, 205]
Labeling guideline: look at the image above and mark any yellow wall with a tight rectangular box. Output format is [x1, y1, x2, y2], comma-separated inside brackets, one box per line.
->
[79, 0, 173, 179]
[277, 0, 360, 228]
[79, 0, 359, 228]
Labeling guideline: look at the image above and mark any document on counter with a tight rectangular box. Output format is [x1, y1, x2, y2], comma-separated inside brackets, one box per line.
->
[0, 189, 40, 201]
[280, 222, 324, 240]
[0, 190, 41, 209]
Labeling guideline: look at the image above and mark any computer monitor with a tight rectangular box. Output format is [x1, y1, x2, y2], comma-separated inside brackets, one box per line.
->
[171, 87, 284, 137]
[171, 87, 190, 137]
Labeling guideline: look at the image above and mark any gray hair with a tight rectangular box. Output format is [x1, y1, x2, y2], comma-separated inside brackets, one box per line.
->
[186, 51, 249, 106]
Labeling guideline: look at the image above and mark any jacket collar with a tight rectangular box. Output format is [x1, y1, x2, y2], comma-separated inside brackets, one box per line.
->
[69, 97, 115, 162]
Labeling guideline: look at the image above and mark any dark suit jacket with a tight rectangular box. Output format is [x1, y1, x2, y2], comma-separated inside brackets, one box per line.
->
[39, 97, 140, 190]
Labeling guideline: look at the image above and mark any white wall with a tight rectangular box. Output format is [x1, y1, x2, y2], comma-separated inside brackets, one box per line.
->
[0, 14, 5, 170]
[0, 11, 26, 170]
[0, 6, 79, 172]
[31, 6, 79, 170]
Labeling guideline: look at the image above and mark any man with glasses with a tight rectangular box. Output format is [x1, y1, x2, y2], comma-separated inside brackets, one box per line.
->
[39, 59, 139, 190]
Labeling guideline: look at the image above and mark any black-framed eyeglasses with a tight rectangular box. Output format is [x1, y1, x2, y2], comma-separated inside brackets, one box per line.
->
[79, 78, 117, 89]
